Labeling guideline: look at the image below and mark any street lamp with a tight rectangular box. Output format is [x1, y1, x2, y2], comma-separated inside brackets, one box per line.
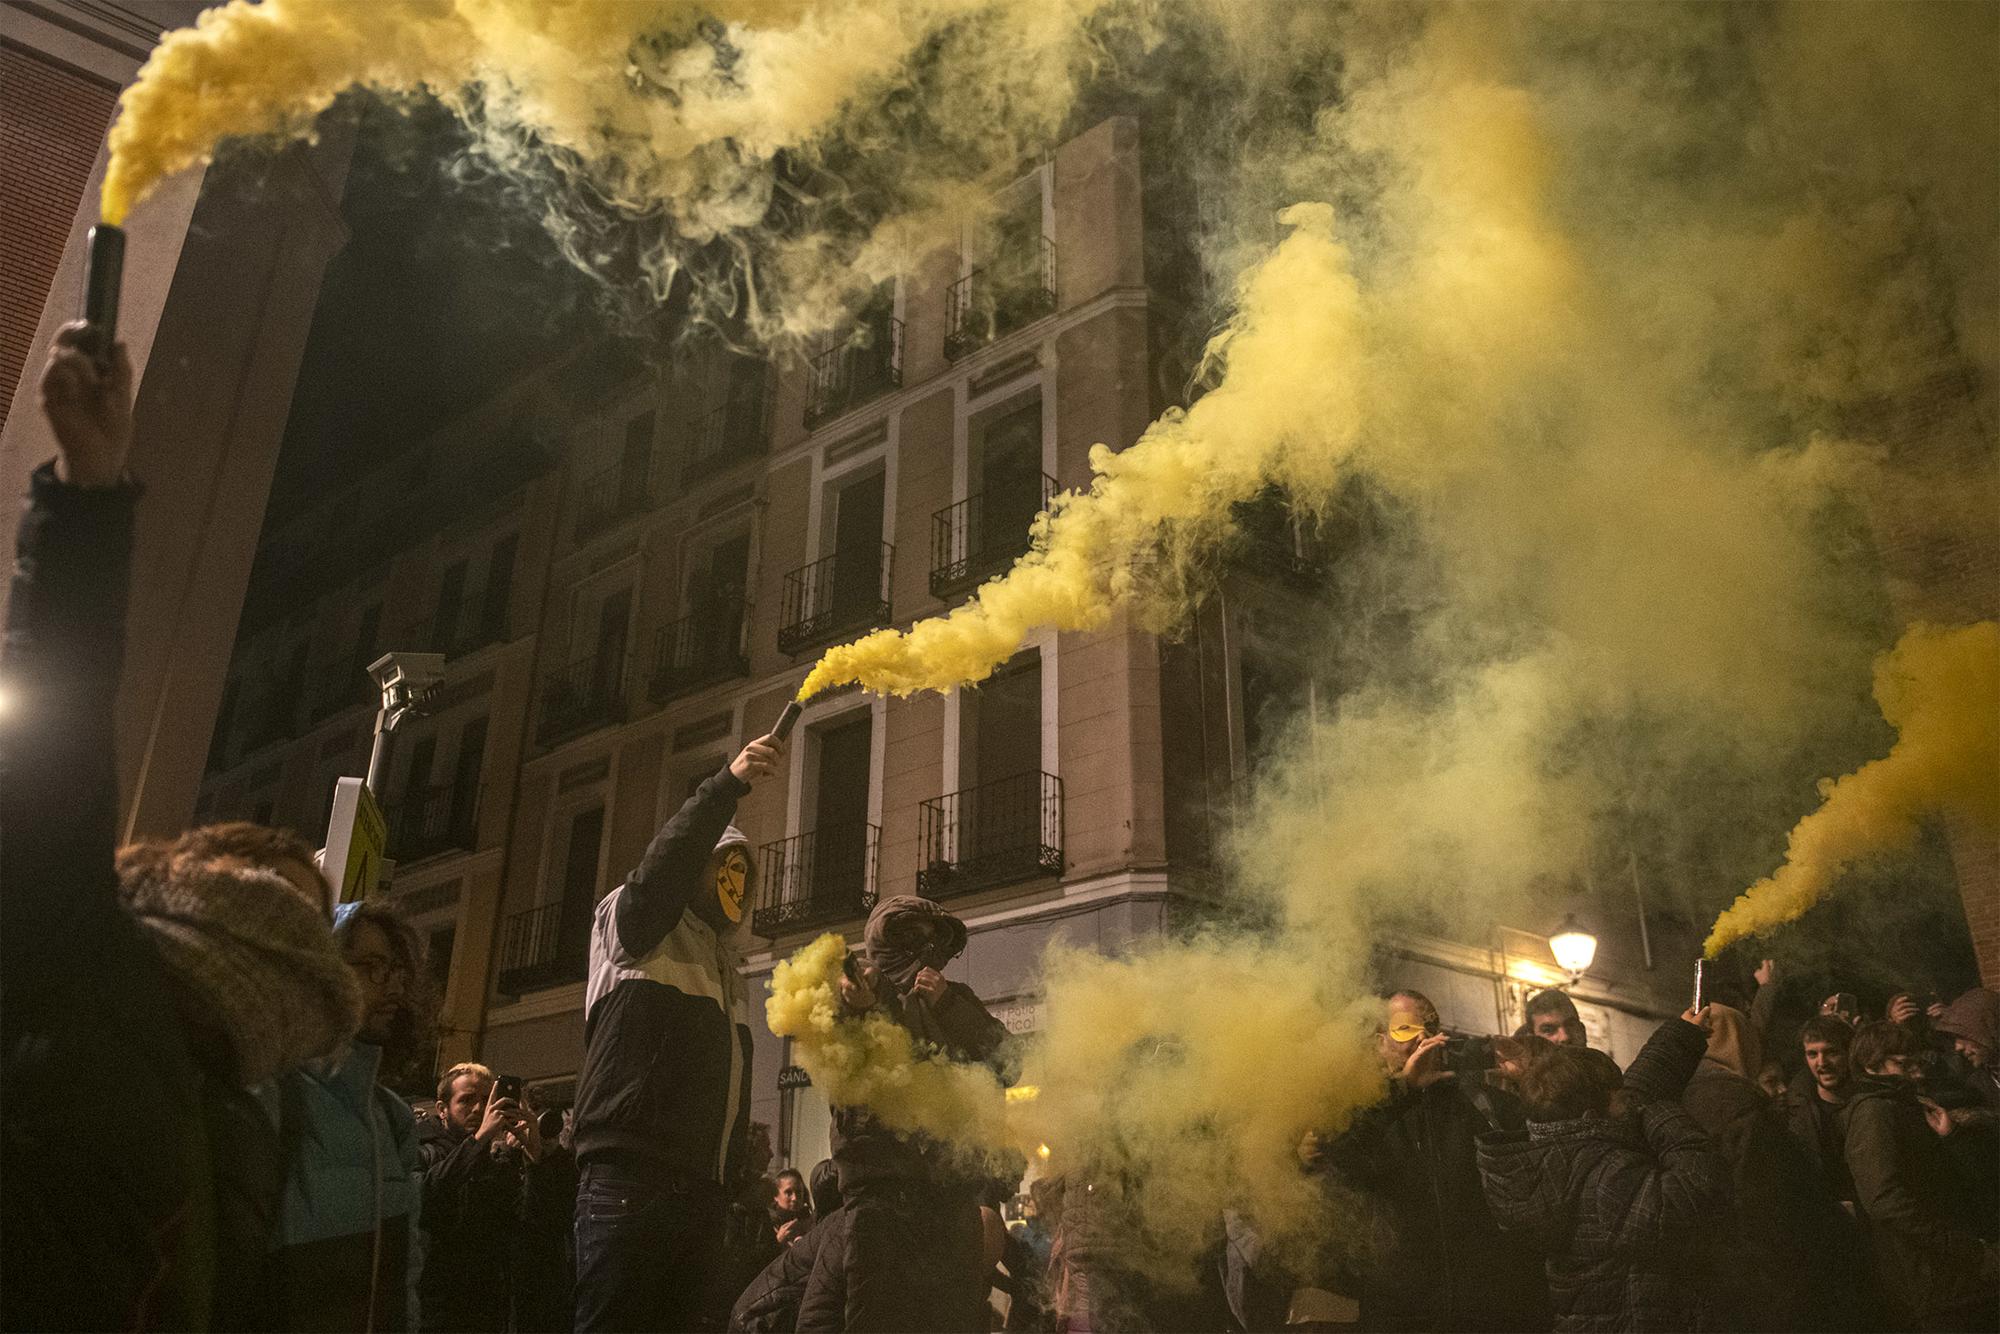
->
[1549, 913, 1598, 986]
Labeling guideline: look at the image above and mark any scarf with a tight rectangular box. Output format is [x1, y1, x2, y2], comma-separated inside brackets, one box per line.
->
[121, 856, 363, 1085]
[862, 894, 970, 1051]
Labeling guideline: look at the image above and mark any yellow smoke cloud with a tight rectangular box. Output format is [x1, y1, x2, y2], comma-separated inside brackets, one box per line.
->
[801, 198, 1367, 699]
[1705, 621, 2000, 956]
[102, 0, 1134, 339]
[764, 931, 1021, 1157]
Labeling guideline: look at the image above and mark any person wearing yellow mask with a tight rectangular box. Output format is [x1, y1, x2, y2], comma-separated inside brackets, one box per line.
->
[1304, 990, 1551, 1333]
[570, 732, 781, 1333]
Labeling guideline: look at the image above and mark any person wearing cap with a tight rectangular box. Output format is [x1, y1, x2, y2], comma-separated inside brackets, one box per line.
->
[569, 733, 780, 1334]
[795, 895, 1014, 1333]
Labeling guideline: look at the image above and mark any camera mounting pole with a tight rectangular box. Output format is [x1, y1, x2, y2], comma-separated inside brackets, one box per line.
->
[363, 651, 447, 796]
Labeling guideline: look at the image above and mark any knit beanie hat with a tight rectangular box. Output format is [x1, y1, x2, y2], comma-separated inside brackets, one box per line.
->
[119, 850, 363, 1085]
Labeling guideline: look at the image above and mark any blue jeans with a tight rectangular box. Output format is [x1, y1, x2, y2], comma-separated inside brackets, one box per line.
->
[572, 1164, 722, 1333]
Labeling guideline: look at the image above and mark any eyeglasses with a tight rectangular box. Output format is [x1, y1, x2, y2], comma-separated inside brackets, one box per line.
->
[347, 955, 410, 989]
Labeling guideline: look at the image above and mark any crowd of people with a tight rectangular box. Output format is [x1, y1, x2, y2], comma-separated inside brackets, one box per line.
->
[4, 325, 1997, 1334]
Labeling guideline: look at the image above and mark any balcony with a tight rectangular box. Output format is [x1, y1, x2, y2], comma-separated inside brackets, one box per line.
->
[684, 381, 771, 484]
[1231, 490, 1327, 587]
[805, 318, 904, 428]
[537, 650, 626, 746]
[777, 544, 893, 656]
[309, 663, 373, 723]
[930, 474, 1057, 599]
[944, 237, 1057, 362]
[391, 781, 479, 862]
[650, 597, 750, 703]
[573, 460, 652, 544]
[917, 771, 1063, 898]
[496, 899, 589, 995]
[752, 824, 880, 938]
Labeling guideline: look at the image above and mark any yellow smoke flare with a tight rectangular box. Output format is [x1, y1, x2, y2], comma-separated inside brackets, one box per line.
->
[764, 932, 1025, 1156]
[800, 200, 1364, 699]
[1705, 621, 2000, 956]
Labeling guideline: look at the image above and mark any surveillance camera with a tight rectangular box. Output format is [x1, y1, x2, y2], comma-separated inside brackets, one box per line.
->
[368, 651, 446, 710]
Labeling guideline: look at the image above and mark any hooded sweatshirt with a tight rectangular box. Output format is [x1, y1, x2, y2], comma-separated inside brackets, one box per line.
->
[571, 765, 755, 1186]
[1935, 987, 2000, 1111]
[830, 895, 1013, 1192]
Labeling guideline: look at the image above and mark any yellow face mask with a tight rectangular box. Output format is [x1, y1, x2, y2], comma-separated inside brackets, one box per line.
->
[1387, 1015, 1429, 1044]
[714, 847, 748, 924]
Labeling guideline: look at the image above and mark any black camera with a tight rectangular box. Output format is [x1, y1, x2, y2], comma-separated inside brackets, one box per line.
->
[1441, 1035, 1497, 1077]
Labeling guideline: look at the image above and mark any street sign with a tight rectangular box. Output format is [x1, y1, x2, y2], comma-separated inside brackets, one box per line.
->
[323, 776, 388, 903]
[777, 1065, 813, 1090]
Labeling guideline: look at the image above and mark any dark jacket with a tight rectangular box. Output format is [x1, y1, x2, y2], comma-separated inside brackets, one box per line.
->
[1477, 1018, 1729, 1333]
[1840, 1075, 1999, 1328]
[418, 1123, 571, 1332]
[731, 1206, 845, 1334]
[831, 898, 1013, 1193]
[1782, 1072, 1855, 1203]
[571, 768, 754, 1186]
[1323, 1076, 1550, 1332]
[1683, 1064, 1874, 1330]
[0, 463, 229, 1330]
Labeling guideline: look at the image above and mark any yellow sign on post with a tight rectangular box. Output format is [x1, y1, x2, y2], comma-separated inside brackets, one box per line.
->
[324, 776, 389, 903]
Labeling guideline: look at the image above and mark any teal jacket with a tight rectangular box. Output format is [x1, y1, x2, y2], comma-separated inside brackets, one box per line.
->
[262, 1042, 423, 1331]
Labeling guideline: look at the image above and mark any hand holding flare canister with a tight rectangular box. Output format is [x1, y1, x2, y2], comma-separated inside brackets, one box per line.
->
[82, 225, 124, 364]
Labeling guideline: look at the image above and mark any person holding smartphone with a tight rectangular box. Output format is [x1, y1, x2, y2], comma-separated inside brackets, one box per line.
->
[418, 1063, 568, 1332]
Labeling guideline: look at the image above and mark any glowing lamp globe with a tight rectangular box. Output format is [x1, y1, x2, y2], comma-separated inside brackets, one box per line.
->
[1549, 914, 1597, 982]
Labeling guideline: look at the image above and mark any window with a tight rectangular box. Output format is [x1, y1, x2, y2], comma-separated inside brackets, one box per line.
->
[208, 678, 240, 771]
[810, 713, 874, 899]
[428, 926, 456, 997]
[449, 717, 486, 840]
[434, 560, 468, 653]
[962, 652, 1041, 791]
[481, 535, 518, 642]
[350, 605, 381, 679]
[619, 411, 655, 509]
[829, 471, 885, 624]
[1239, 650, 1310, 774]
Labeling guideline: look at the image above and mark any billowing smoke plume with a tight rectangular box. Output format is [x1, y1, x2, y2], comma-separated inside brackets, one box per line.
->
[795, 0, 1996, 1279]
[103, 0, 1144, 338]
[115, 0, 1997, 1285]
[1706, 621, 2000, 955]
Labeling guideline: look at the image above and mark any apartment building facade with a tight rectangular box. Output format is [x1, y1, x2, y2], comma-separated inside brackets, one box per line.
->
[201, 112, 1694, 1166]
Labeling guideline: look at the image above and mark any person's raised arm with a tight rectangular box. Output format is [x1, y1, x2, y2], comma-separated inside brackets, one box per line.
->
[614, 733, 779, 955]
[1, 325, 138, 1010]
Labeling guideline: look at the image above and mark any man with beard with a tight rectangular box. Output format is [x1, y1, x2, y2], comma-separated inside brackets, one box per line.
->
[569, 734, 779, 1333]
[1786, 1015, 1857, 1204]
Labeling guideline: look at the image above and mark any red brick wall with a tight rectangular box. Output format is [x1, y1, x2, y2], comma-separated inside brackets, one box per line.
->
[0, 44, 118, 428]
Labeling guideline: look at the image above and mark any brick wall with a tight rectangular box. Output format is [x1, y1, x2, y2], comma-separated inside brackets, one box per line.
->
[0, 44, 118, 426]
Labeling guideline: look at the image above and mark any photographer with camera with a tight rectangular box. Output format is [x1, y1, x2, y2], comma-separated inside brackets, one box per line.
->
[417, 1064, 573, 1331]
[1307, 990, 1550, 1332]
[795, 895, 1013, 1333]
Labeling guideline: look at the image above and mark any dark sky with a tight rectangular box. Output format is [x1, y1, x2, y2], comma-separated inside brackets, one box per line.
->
[268, 95, 604, 513]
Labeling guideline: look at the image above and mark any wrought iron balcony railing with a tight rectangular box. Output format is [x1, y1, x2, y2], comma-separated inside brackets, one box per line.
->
[650, 596, 750, 703]
[684, 380, 772, 484]
[917, 771, 1063, 898]
[944, 237, 1057, 362]
[391, 781, 480, 862]
[806, 317, 904, 428]
[777, 543, 893, 656]
[930, 473, 1056, 599]
[496, 899, 589, 995]
[537, 650, 626, 746]
[573, 459, 652, 543]
[753, 823, 881, 938]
